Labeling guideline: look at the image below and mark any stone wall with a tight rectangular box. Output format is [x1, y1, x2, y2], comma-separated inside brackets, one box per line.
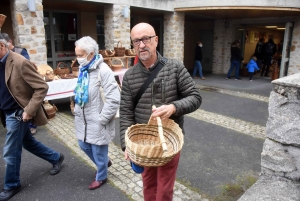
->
[238, 73, 300, 201]
[163, 12, 185, 62]
[212, 20, 233, 74]
[10, 0, 46, 65]
[104, 4, 131, 50]
[288, 19, 300, 75]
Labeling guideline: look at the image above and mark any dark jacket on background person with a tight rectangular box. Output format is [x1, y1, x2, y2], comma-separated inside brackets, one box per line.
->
[0, 51, 48, 126]
[230, 44, 243, 61]
[264, 39, 277, 56]
[120, 52, 202, 151]
[254, 41, 265, 60]
[194, 44, 202, 61]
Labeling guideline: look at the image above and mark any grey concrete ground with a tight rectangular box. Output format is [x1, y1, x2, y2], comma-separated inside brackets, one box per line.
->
[0, 73, 273, 200]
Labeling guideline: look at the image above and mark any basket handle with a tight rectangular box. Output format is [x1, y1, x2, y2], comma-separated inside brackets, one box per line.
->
[117, 41, 122, 48]
[111, 58, 124, 66]
[152, 105, 168, 152]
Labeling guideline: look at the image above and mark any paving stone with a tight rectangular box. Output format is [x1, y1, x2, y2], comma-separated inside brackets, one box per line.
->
[45, 83, 269, 200]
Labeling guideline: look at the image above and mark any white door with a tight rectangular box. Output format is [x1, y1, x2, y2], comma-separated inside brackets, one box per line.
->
[280, 22, 294, 77]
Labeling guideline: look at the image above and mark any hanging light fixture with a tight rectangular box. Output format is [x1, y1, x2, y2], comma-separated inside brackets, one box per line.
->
[122, 6, 129, 19]
[27, 0, 36, 12]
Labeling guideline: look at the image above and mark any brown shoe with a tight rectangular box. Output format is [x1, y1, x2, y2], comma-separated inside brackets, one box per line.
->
[88, 179, 107, 190]
[201, 77, 206, 80]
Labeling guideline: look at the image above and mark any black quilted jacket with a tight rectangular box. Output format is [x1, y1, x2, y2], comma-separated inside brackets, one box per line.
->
[120, 52, 202, 151]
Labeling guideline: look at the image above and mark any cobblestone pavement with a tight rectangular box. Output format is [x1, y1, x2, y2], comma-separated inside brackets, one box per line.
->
[45, 86, 268, 201]
[196, 84, 269, 103]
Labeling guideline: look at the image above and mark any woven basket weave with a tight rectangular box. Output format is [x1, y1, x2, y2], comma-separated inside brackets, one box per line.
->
[125, 117, 184, 167]
[114, 41, 125, 56]
[54, 62, 70, 76]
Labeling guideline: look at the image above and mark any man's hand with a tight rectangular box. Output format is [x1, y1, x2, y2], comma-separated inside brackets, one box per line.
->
[124, 149, 129, 160]
[22, 112, 32, 122]
[151, 104, 176, 120]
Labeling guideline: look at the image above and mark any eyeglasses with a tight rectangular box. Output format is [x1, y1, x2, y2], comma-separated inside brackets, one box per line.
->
[131, 36, 156, 46]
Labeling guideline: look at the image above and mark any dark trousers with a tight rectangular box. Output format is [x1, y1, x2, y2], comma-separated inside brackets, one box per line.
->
[261, 56, 272, 76]
[141, 152, 180, 201]
[249, 72, 254, 80]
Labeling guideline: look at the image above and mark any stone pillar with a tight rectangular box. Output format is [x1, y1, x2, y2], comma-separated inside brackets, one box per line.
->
[239, 73, 300, 201]
[10, 0, 46, 65]
[288, 19, 300, 75]
[163, 12, 184, 62]
[212, 20, 233, 74]
[104, 4, 131, 50]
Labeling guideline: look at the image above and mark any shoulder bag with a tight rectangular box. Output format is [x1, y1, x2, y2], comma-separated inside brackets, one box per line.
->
[134, 57, 168, 109]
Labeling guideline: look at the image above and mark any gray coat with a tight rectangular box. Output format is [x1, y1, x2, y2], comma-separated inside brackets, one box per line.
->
[120, 52, 202, 150]
[74, 55, 120, 145]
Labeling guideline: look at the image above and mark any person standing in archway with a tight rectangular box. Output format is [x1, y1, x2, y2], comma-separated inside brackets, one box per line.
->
[192, 41, 205, 80]
[226, 40, 244, 80]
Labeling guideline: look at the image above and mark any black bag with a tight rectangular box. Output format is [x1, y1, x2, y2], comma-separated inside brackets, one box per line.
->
[265, 43, 275, 55]
[255, 42, 264, 55]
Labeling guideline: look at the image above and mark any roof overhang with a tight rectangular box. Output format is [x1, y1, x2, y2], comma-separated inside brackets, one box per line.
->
[176, 6, 300, 20]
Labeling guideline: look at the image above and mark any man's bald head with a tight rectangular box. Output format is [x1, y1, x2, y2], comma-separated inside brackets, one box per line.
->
[130, 23, 158, 67]
[130, 23, 156, 39]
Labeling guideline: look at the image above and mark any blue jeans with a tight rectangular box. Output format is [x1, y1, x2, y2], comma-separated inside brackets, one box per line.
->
[227, 60, 241, 79]
[3, 109, 60, 190]
[192, 60, 203, 78]
[78, 140, 108, 181]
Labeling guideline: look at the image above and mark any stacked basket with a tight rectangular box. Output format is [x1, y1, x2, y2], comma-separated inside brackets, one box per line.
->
[125, 117, 184, 167]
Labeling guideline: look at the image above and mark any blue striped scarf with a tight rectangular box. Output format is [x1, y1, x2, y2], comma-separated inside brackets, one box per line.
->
[74, 54, 99, 107]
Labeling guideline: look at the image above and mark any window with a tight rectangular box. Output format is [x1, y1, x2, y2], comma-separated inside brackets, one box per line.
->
[44, 11, 78, 68]
[96, 15, 105, 50]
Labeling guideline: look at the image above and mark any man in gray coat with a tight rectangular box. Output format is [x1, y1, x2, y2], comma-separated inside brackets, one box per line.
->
[120, 23, 202, 201]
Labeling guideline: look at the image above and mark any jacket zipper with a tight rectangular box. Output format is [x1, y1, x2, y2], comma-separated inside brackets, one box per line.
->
[161, 79, 165, 103]
[82, 107, 87, 142]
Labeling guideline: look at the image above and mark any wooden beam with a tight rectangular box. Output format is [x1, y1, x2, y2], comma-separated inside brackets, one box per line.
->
[175, 6, 300, 12]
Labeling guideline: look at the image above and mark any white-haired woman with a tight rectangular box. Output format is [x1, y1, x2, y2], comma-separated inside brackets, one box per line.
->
[73, 36, 120, 190]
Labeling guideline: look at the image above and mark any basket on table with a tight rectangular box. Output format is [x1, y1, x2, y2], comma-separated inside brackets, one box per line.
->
[99, 50, 115, 58]
[37, 64, 59, 82]
[71, 59, 79, 77]
[125, 49, 136, 56]
[114, 41, 125, 56]
[110, 58, 123, 71]
[0, 14, 7, 31]
[125, 116, 184, 167]
[54, 62, 70, 77]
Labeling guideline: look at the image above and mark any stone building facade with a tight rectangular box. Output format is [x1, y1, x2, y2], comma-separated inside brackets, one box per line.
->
[9, 0, 46, 64]
[1, 0, 300, 75]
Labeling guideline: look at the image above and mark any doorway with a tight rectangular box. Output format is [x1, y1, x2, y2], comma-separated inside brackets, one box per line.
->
[44, 11, 78, 68]
[198, 29, 214, 73]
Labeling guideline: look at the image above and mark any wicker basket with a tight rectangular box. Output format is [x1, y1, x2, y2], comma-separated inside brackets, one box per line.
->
[125, 117, 184, 167]
[110, 58, 123, 71]
[71, 59, 79, 77]
[99, 50, 115, 57]
[125, 49, 136, 56]
[114, 41, 125, 56]
[54, 62, 70, 76]
[0, 14, 7, 30]
[43, 100, 58, 119]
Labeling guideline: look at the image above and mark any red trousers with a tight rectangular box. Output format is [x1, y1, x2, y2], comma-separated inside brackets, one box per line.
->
[141, 152, 181, 201]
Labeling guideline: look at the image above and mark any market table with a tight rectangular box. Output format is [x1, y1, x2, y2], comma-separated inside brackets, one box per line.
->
[45, 69, 128, 100]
